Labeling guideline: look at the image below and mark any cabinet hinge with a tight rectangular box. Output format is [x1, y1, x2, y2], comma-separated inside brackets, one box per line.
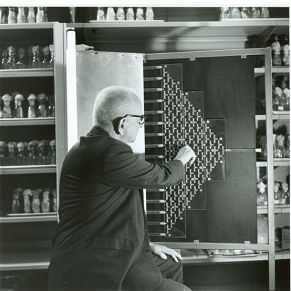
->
[193, 240, 200, 243]
[244, 241, 250, 244]
[190, 57, 195, 61]
[241, 55, 247, 59]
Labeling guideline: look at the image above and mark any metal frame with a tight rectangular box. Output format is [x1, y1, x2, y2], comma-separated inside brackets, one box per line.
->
[53, 23, 68, 216]
[145, 48, 276, 290]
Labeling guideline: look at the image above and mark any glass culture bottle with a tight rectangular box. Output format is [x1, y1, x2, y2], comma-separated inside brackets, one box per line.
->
[36, 7, 46, 23]
[7, 7, 17, 24]
[52, 189, 57, 212]
[136, 7, 144, 20]
[116, 7, 125, 20]
[1, 48, 8, 69]
[23, 189, 32, 213]
[106, 7, 115, 20]
[280, 183, 288, 205]
[126, 8, 135, 20]
[0, 141, 7, 166]
[17, 7, 26, 23]
[257, 181, 267, 206]
[31, 45, 41, 68]
[49, 44, 54, 68]
[14, 94, 24, 118]
[42, 46, 50, 68]
[97, 7, 105, 20]
[16, 142, 25, 166]
[69, 7, 76, 23]
[42, 188, 51, 213]
[0, 7, 8, 24]
[276, 134, 285, 158]
[16, 48, 26, 69]
[274, 182, 281, 205]
[146, 7, 154, 20]
[6, 46, 16, 69]
[12, 189, 21, 213]
[27, 7, 36, 23]
[32, 189, 41, 213]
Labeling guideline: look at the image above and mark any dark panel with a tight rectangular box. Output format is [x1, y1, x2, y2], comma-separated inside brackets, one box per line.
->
[145, 55, 257, 243]
[187, 184, 206, 210]
[185, 56, 256, 149]
[146, 56, 256, 149]
[186, 151, 257, 243]
[184, 91, 204, 117]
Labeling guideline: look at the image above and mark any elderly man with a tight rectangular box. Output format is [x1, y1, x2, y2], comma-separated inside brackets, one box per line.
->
[48, 86, 195, 291]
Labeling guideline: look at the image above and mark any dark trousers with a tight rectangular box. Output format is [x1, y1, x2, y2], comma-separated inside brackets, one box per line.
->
[152, 253, 191, 291]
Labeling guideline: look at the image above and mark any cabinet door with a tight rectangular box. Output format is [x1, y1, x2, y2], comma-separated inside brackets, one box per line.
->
[144, 49, 258, 243]
[66, 48, 145, 155]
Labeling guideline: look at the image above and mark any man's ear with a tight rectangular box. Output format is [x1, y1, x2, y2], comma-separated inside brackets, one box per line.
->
[118, 117, 126, 136]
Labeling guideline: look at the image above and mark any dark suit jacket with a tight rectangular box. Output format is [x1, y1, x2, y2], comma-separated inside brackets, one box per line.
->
[48, 126, 185, 291]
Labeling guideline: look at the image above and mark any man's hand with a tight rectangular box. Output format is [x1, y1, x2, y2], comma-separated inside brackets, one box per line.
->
[174, 145, 196, 166]
[149, 242, 182, 262]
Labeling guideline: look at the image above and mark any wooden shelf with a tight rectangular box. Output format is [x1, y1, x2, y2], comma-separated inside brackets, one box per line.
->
[69, 18, 289, 30]
[0, 68, 53, 78]
[257, 205, 290, 214]
[69, 19, 289, 51]
[0, 23, 55, 30]
[0, 165, 56, 175]
[0, 214, 57, 223]
[254, 66, 289, 75]
[257, 159, 290, 167]
[255, 114, 290, 120]
[0, 118, 55, 126]
[0, 249, 51, 271]
[181, 249, 290, 264]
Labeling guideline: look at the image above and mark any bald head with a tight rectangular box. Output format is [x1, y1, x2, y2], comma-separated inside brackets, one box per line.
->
[93, 86, 142, 132]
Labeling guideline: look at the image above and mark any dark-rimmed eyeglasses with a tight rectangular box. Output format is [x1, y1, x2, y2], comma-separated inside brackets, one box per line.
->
[122, 114, 147, 125]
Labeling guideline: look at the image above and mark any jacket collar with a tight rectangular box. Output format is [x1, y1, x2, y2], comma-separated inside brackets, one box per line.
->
[87, 126, 109, 137]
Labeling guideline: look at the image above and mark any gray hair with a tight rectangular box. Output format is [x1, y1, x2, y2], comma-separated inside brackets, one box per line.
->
[93, 86, 140, 130]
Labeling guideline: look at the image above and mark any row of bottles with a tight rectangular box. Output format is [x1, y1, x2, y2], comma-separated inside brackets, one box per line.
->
[1, 44, 54, 69]
[96, 7, 154, 21]
[269, 34, 290, 66]
[219, 7, 270, 19]
[206, 249, 258, 256]
[258, 133, 290, 159]
[272, 86, 290, 111]
[11, 187, 57, 214]
[254, 34, 289, 68]
[0, 139, 56, 166]
[0, 7, 47, 24]
[0, 92, 54, 118]
[257, 179, 290, 206]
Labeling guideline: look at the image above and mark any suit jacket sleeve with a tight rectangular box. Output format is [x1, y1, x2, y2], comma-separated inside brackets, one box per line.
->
[103, 142, 185, 189]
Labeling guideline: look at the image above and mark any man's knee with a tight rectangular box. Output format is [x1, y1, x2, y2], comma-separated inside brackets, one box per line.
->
[154, 277, 191, 291]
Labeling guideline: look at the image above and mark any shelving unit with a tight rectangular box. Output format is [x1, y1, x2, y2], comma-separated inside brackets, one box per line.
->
[0, 165, 56, 175]
[0, 68, 53, 78]
[0, 23, 67, 274]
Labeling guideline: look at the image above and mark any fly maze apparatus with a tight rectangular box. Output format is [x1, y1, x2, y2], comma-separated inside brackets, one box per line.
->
[144, 64, 225, 238]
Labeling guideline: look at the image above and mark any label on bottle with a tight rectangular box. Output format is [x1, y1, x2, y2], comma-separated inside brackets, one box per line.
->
[278, 106, 284, 111]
